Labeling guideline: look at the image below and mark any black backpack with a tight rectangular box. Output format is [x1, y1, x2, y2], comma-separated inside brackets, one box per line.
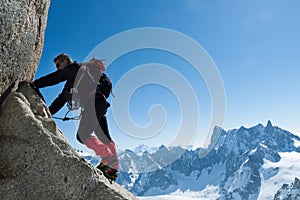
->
[97, 73, 112, 99]
[76, 59, 112, 99]
[68, 60, 113, 110]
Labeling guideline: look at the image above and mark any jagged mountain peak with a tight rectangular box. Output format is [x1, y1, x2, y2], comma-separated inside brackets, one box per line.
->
[265, 120, 275, 134]
[212, 121, 299, 152]
[158, 144, 168, 150]
[266, 120, 273, 127]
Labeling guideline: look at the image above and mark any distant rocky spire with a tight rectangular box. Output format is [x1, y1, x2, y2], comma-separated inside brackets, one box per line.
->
[265, 120, 274, 134]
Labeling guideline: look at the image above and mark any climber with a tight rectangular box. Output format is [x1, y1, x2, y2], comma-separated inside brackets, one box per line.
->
[32, 53, 119, 181]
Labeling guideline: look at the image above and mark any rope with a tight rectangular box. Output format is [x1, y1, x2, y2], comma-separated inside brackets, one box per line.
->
[52, 109, 82, 121]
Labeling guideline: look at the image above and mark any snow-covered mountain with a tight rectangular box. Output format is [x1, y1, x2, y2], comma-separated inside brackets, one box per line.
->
[82, 121, 300, 199]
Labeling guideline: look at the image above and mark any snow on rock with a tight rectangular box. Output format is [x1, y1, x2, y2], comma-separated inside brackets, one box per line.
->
[259, 152, 300, 200]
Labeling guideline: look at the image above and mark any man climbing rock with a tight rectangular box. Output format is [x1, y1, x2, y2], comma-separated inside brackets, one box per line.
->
[33, 53, 119, 181]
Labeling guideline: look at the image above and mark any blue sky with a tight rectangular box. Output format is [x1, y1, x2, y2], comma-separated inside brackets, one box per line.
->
[35, 0, 300, 150]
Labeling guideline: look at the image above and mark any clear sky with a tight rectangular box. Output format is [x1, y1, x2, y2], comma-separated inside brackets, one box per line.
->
[35, 0, 300, 151]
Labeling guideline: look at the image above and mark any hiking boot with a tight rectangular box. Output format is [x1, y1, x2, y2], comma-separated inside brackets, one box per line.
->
[97, 162, 118, 182]
[97, 156, 119, 181]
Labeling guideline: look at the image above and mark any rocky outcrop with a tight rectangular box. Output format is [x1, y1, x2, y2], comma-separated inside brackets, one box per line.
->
[274, 178, 300, 200]
[0, 83, 137, 200]
[0, 0, 49, 95]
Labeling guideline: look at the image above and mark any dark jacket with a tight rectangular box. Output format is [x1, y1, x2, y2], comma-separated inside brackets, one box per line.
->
[33, 62, 80, 114]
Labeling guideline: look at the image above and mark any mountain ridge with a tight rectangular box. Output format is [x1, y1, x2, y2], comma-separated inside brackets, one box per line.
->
[110, 121, 300, 199]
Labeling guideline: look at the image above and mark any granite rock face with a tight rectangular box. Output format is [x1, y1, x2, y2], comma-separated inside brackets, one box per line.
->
[0, 83, 137, 200]
[0, 0, 49, 95]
